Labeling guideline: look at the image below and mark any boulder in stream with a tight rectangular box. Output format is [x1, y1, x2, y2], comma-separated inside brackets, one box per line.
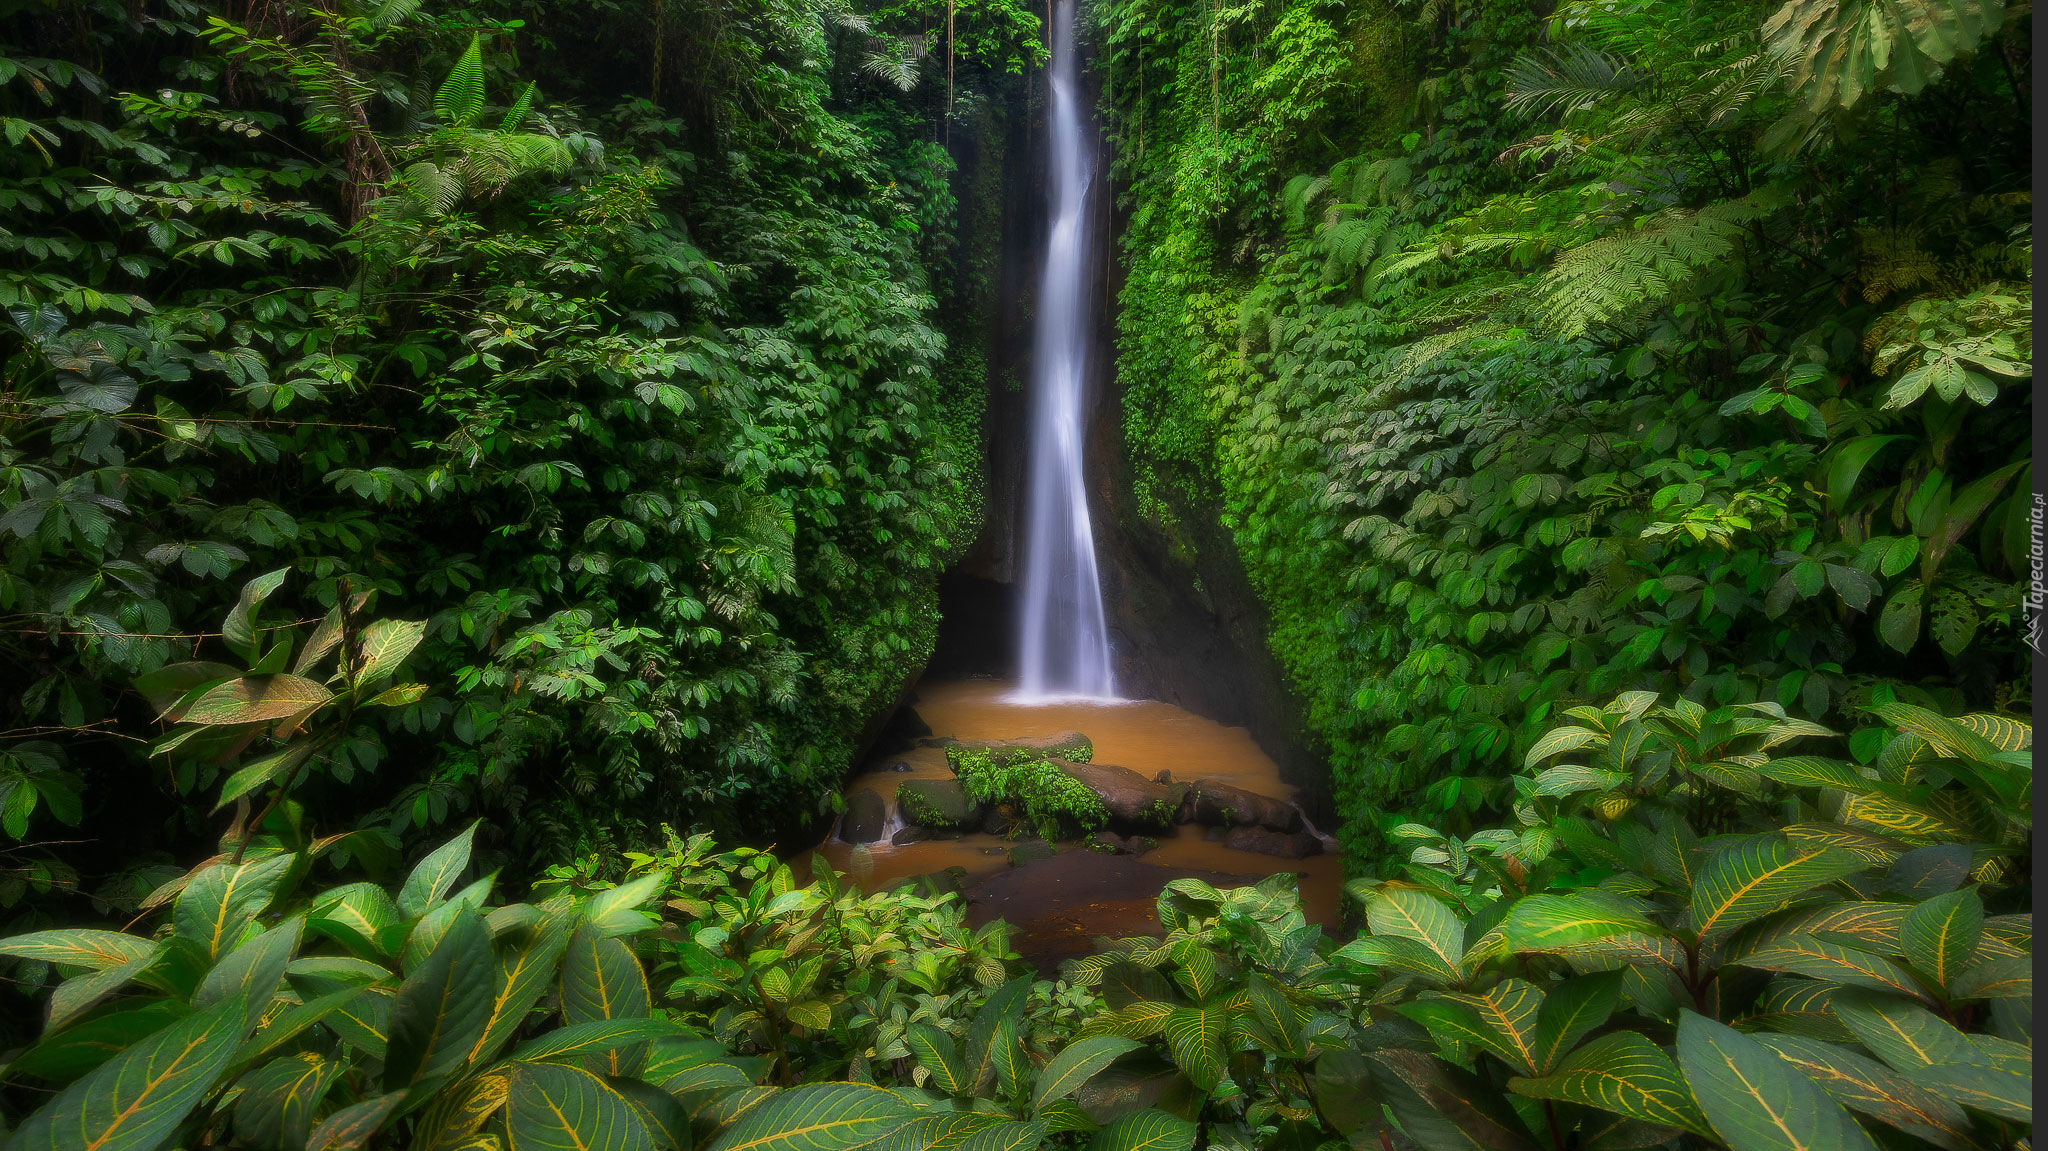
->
[892, 826, 962, 846]
[1188, 779, 1302, 832]
[936, 730, 1094, 766]
[1220, 826, 1324, 859]
[1008, 839, 1057, 866]
[897, 779, 982, 829]
[1085, 831, 1160, 857]
[1056, 761, 1182, 830]
[838, 788, 888, 843]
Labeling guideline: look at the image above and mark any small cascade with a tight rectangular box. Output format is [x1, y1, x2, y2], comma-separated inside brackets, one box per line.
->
[1015, 0, 1116, 703]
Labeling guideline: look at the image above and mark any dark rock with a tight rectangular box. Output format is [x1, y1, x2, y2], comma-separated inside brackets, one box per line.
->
[892, 826, 962, 846]
[1086, 832, 1129, 854]
[1189, 779, 1302, 832]
[1127, 836, 1159, 857]
[1220, 826, 1323, 859]
[838, 788, 888, 843]
[1153, 770, 1173, 785]
[938, 731, 1094, 766]
[890, 761, 912, 773]
[981, 806, 1013, 836]
[872, 705, 934, 755]
[1008, 840, 1057, 866]
[1056, 760, 1181, 830]
[898, 779, 982, 829]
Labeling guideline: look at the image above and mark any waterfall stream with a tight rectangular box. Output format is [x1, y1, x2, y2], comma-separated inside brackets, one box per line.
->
[1015, 0, 1116, 702]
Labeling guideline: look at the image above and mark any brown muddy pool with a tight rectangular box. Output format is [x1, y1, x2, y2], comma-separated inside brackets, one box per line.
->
[810, 679, 1343, 969]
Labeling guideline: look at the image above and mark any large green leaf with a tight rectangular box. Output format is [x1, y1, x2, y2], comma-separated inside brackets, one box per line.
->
[561, 923, 653, 1076]
[398, 822, 480, 918]
[45, 951, 160, 1033]
[1088, 1109, 1197, 1151]
[1688, 836, 1867, 940]
[232, 1052, 342, 1151]
[1332, 934, 1461, 984]
[1732, 935, 1932, 1000]
[873, 1114, 1010, 1151]
[1501, 893, 1663, 952]
[1675, 1012, 1878, 1151]
[194, 915, 302, 1032]
[1907, 1060, 2031, 1123]
[383, 907, 493, 1090]
[179, 674, 334, 727]
[703, 1083, 914, 1151]
[0, 929, 154, 970]
[1371, 1047, 1544, 1151]
[505, 1061, 654, 1151]
[435, 34, 487, 128]
[1751, 1034, 1975, 1151]
[7, 999, 190, 1083]
[510, 1019, 684, 1066]
[1036, 1034, 1143, 1112]
[1160, 1001, 1227, 1091]
[348, 617, 426, 689]
[1437, 978, 1544, 1075]
[470, 903, 575, 1063]
[1948, 953, 2029, 1001]
[305, 1092, 404, 1151]
[8, 995, 245, 1151]
[1531, 971, 1622, 1075]
[174, 853, 296, 960]
[1509, 1031, 1711, 1137]
[1897, 887, 1982, 989]
[412, 1071, 512, 1151]
[308, 882, 402, 959]
[1365, 887, 1465, 970]
[906, 1023, 968, 1095]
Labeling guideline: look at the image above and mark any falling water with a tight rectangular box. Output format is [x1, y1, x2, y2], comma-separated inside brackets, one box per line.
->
[1015, 0, 1116, 702]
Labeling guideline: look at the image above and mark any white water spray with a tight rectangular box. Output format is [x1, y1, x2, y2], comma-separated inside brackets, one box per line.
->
[1015, 0, 1116, 702]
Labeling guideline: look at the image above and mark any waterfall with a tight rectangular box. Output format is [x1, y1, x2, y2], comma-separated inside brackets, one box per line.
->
[1015, 0, 1116, 703]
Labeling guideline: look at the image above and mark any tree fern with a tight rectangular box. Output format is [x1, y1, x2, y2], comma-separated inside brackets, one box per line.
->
[1536, 188, 1791, 338]
[1504, 41, 1648, 120]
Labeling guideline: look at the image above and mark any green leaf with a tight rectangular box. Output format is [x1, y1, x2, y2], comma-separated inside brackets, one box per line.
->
[1830, 993, 1980, 1072]
[906, 1023, 967, 1095]
[1907, 1060, 2031, 1123]
[1436, 978, 1544, 1075]
[1501, 893, 1662, 952]
[1036, 1035, 1143, 1113]
[398, 822, 479, 917]
[1160, 1001, 1226, 1091]
[411, 1071, 511, 1151]
[232, 1052, 342, 1151]
[561, 923, 652, 1075]
[308, 882, 402, 959]
[470, 904, 574, 1063]
[1751, 1034, 1976, 1151]
[383, 908, 492, 1090]
[0, 929, 154, 970]
[222, 567, 289, 663]
[174, 853, 296, 961]
[504, 1061, 654, 1151]
[1372, 1047, 1545, 1151]
[1510, 1031, 1712, 1137]
[704, 1083, 914, 1151]
[1948, 953, 2029, 1001]
[46, 952, 159, 1033]
[1919, 459, 2027, 586]
[1688, 836, 1867, 939]
[1675, 1013, 1878, 1151]
[1531, 971, 1622, 1075]
[348, 618, 426, 689]
[1088, 1109, 1196, 1151]
[179, 675, 333, 727]
[1332, 934, 1461, 984]
[213, 744, 317, 813]
[7, 998, 190, 1083]
[873, 1114, 1010, 1151]
[510, 1018, 683, 1066]
[193, 916, 301, 1033]
[8, 995, 245, 1151]
[305, 1092, 405, 1151]
[1732, 935, 1932, 1000]
[1826, 436, 1903, 507]
[436, 34, 487, 129]
[1366, 887, 1465, 970]
[1898, 887, 1982, 990]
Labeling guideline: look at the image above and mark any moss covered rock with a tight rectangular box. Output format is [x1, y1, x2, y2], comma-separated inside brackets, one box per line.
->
[939, 730, 1094, 769]
[838, 788, 888, 843]
[898, 779, 982, 829]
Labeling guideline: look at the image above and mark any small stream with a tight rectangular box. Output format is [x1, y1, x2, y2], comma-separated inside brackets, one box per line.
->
[814, 679, 1342, 967]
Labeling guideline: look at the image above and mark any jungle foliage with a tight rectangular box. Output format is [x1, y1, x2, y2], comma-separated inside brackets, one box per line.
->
[1097, 0, 2033, 854]
[1, 691, 2028, 1150]
[0, 0, 1043, 927]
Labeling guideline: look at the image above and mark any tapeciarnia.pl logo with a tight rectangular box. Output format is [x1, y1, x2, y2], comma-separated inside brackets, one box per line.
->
[2027, 493, 2045, 655]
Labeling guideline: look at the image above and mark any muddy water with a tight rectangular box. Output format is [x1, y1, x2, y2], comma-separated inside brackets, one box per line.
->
[813, 680, 1343, 966]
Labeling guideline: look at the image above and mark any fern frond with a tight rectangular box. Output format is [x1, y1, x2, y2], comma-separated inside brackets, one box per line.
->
[1281, 174, 1330, 232]
[1503, 41, 1648, 120]
[1536, 190, 1787, 338]
[1763, 0, 2006, 113]
[860, 37, 925, 92]
[435, 34, 486, 128]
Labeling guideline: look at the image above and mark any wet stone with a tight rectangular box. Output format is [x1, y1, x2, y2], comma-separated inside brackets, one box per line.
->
[1008, 839, 1057, 866]
[838, 788, 888, 844]
[1220, 826, 1324, 859]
